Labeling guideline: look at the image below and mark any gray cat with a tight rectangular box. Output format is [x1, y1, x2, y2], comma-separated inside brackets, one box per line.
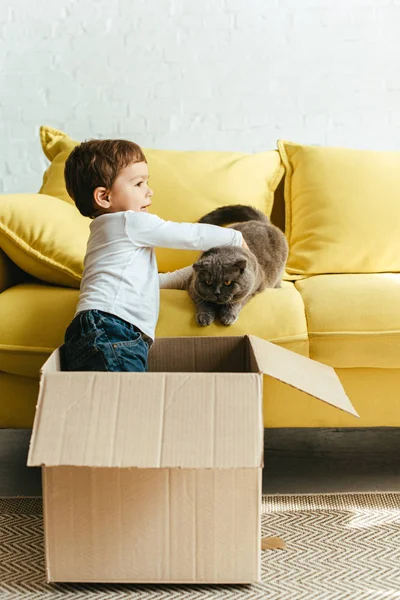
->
[188, 205, 288, 326]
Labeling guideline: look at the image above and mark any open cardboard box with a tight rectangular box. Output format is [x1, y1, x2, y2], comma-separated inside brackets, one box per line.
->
[27, 335, 358, 584]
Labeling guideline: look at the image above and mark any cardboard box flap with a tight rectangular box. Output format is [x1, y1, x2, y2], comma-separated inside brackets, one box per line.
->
[40, 348, 61, 372]
[27, 364, 264, 469]
[248, 335, 359, 418]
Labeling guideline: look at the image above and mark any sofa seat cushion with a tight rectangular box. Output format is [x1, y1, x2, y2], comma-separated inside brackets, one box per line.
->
[0, 283, 80, 377]
[0, 371, 39, 428]
[295, 274, 400, 368]
[0, 281, 308, 378]
[157, 282, 309, 356]
[5, 366, 400, 430]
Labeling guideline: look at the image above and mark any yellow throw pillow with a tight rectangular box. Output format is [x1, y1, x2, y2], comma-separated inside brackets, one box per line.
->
[39, 126, 77, 205]
[0, 194, 89, 288]
[278, 140, 400, 278]
[39, 125, 284, 271]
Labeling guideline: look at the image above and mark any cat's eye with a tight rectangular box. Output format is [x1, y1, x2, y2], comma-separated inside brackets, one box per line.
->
[224, 280, 232, 286]
[205, 280, 212, 285]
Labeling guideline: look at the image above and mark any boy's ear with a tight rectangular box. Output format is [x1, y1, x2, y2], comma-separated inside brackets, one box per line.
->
[93, 186, 111, 209]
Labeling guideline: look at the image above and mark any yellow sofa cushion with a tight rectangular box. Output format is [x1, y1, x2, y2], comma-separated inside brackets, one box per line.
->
[0, 281, 308, 378]
[0, 194, 89, 288]
[295, 273, 400, 368]
[0, 372, 39, 428]
[263, 367, 400, 428]
[278, 140, 400, 278]
[39, 125, 78, 205]
[157, 282, 308, 357]
[39, 125, 284, 272]
[0, 282, 81, 378]
[5, 362, 400, 429]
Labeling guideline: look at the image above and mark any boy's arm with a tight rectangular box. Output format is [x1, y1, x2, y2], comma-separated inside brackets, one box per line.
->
[125, 212, 243, 250]
[159, 265, 194, 289]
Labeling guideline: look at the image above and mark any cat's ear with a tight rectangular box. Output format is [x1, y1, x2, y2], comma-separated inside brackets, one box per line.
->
[194, 259, 211, 271]
[193, 261, 202, 272]
[234, 259, 247, 273]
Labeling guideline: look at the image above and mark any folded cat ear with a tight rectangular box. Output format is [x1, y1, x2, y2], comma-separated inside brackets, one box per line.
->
[193, 261, 202, 272]
[235, 259, 247, 273]
[194, 258, 212, 271]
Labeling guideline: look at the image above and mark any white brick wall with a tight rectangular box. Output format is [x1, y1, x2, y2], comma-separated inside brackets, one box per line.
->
[1, 0, 400, 193]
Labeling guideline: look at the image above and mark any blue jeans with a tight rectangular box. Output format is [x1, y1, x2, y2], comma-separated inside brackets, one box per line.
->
[60, 310, 149, 372]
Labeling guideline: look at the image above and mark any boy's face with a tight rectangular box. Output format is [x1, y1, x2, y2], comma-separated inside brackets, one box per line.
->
[93, 161, 153, 214]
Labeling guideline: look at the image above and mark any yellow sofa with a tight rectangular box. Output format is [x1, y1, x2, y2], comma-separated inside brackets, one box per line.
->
[1, 128, 400, 429]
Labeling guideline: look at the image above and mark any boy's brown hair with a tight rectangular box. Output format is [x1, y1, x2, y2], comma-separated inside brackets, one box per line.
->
[64, 139, 147, 218]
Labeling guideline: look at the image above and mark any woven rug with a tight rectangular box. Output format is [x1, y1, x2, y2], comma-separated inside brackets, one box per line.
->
[1, 494, 400, 599]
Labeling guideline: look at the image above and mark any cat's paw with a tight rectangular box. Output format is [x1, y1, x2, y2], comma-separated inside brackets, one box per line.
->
[196, 312, 215, 326]
[220, 311, 238, 326]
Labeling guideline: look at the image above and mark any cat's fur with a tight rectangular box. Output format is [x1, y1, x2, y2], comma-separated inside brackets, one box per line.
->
[188, 205, 288, 326]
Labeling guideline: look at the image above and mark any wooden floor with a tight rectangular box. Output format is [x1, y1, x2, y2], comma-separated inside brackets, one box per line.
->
[1, 428, 400, 497]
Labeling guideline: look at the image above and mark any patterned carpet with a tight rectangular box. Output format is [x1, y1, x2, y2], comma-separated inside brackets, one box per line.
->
[1, 494, 400, 599]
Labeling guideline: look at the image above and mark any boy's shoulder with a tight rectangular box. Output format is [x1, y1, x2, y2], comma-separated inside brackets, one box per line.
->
[124, 210, 162, 224]
[91, 211, 162, 230]
[92, 211, 129, 224]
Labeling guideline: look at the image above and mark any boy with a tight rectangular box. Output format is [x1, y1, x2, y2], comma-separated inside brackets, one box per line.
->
[60, 138, 246, 372]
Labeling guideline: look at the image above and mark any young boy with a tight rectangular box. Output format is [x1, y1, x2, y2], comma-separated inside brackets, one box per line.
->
[60, 138, 246, 373]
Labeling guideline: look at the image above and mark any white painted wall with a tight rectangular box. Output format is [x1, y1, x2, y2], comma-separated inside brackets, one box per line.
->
[1, 0, 400, 193]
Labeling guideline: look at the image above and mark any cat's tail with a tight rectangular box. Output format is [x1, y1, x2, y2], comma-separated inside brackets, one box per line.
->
[198, 204, 270, 225]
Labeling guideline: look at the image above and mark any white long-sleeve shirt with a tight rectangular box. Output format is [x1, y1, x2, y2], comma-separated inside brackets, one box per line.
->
[158, 265, 194, 290]
[75, 211, 243, 341]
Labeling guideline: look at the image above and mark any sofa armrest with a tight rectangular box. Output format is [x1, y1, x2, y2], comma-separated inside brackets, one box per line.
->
[0, 249, 25, 292]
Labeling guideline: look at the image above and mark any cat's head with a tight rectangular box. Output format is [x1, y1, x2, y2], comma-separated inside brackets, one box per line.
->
[192, 247, 254, 304]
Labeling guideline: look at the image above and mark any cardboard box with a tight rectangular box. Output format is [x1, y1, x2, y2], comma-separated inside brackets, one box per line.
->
[27, 335, 358, 584]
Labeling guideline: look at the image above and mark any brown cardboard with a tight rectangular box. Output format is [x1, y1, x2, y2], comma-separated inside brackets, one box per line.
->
[28, 335, 358, 584]
[248, 335, 359, 418]
[42, 467, 261, 583]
